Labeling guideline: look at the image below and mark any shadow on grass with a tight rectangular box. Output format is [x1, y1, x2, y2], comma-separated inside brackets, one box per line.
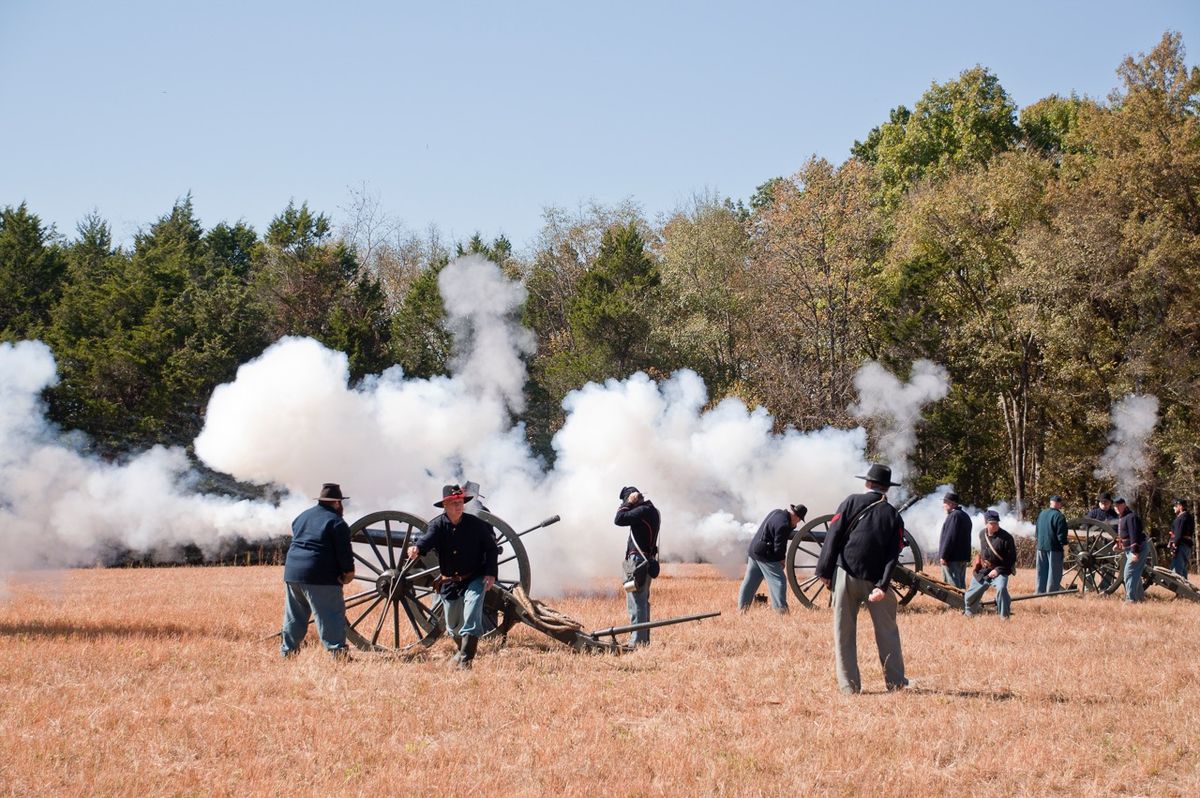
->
[903, 686, 1107, 704]
[905, 686, 1016, 701]
[0, 619, 198, 640]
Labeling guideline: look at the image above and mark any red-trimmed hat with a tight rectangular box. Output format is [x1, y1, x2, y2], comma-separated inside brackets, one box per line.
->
[434, 484, 475, 508]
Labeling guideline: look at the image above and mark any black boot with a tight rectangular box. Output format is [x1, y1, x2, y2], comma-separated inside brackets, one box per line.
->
[457, 635, 478, 669]
[448, 635, 464, 666]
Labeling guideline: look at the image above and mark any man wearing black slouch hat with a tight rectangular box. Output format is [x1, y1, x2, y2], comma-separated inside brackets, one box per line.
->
[815, 464, 908, 695]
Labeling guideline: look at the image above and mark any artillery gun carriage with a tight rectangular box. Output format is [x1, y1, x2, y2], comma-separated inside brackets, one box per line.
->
[784, 507, 1199, 609]
[340, 508, 718, 655]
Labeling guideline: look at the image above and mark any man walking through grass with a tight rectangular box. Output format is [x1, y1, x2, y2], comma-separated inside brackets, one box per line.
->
[281, 483, 356, 659]
[1169, 498, 1194, 580]
[408, 484, 498, 669]
[815, 464, 908, 695]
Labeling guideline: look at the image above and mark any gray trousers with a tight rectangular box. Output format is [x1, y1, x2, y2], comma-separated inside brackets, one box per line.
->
[832, 567, 906, 692]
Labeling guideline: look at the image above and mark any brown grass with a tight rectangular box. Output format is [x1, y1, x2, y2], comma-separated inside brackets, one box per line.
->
[1, 564, 1198, 797]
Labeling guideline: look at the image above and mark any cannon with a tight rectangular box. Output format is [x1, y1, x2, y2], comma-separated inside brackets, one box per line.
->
[785, 507, 925, 609]
[785, 500, 1066, 611]
[785, 508, 1199, 610]
[340, 508, 720, 654]
[1062, 517, 1200, 602]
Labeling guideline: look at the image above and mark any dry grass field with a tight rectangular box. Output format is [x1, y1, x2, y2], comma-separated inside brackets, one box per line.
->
[2, 563, 1198, 797]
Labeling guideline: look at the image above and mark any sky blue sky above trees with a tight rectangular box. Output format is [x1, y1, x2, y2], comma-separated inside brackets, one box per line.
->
[2, 0, 1196, 251]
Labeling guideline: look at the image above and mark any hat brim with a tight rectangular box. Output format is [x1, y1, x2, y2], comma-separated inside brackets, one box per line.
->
[435, 493, 474, 508]
[854, 474, 902, 487]
[316, 496, 349, 501]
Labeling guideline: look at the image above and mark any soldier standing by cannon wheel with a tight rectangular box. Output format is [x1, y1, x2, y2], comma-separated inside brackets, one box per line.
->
[1115, 497, 1148, 603]
[615, 486, 661, 647]
[815, 464, 908, 695]
[407, 484, 498, 669]
[938, 492, 972, 589]
[1169, 498, 1194, 580]
[1035, 495, 1069, 593]
[281, 483, 356, 659]
[1087, 492, 1119, 526]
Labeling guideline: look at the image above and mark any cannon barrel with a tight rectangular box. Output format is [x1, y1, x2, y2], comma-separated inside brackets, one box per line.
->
[588, 610, 721, 639]
[515, 514, 561, 537]
[981, 586, 1078, 606]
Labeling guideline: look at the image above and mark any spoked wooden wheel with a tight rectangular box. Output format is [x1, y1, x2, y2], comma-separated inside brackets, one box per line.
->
[1063, 518, 1122, 594]
[345, 511, 442, 651]
[893, 529, 924, 605]
[786, 513, 925, 609]
[786, 514, 833, 609]
[475, 510, 533, 639]
[344, 509, 535, 652]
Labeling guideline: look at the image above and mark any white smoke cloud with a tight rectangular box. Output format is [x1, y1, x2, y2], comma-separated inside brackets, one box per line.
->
[849, 359, 950, 487]
[1094, 394, 1159, 499]
[0, 340, 297, 599]
[900, 486, 1035, 561]
[2, 256, 958, 600]
[194, 257, 951, 593]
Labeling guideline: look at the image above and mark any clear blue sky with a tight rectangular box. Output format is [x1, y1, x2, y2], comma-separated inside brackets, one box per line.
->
[2, 0, 1196, 252]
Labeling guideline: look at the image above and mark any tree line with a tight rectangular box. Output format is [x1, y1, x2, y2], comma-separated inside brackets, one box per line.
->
[2, 32, 1197, 521]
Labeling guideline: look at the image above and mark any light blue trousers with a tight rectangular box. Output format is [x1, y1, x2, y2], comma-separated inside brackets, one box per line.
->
[1035, 549, 1064, 593]
[964, 572, 1011, 618]
[1123, 541, 1148, 602]
[941, 561, 968, 589]
[442, 576, 487, 638]
[281, 582, 348, 656]
[738, 557, 789, 611]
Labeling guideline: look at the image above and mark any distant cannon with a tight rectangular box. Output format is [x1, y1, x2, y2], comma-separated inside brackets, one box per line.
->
[1062, 517, 1200, 602]
[341, 509, 719, 654]
[784, 509, 1199, 609]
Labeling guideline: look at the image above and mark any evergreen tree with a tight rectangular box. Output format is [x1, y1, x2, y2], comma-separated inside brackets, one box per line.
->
[0, 203, 67, 340]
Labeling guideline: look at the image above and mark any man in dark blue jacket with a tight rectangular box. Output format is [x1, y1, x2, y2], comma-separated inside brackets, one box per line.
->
[407, 484, 498, 668]
[815, 464, 908, 694]
[1169, 498, 1194, 579]
[738, 503, 807, 613]
[1086, 492, 1119, 527]
[937, 492, 972, 588]
[281, 483, 356, 658]
[615, 486, 661, 646]
[963, 510, 1018, 618]
[1115, 497, 1148, 603]
[1034, 495, 1069, 593]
